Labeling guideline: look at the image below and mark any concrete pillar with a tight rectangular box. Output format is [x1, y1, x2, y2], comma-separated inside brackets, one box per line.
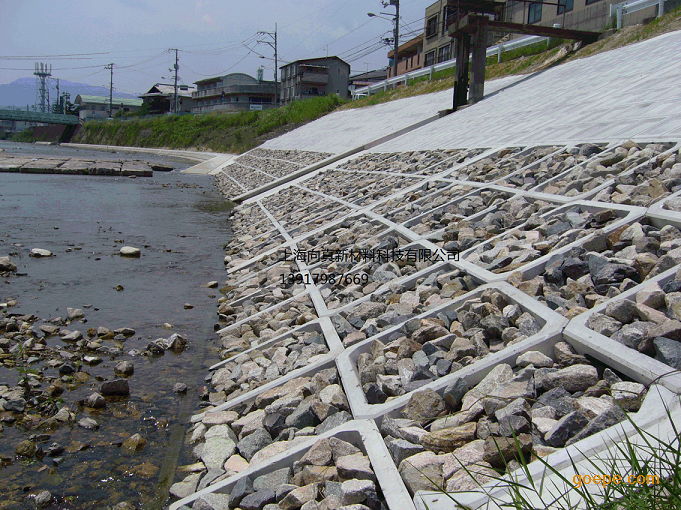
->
[469, 17, 488, 105]
[453, 34, 470, 110]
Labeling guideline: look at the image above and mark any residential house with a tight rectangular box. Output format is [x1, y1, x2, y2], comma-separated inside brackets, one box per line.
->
[139, 83, 197, 114]
[75, 95, 143, 121]
[502, 0, 665, 32]
[192, 73, 276, 114]
[280, 57, 350, 105]
[349, 68, 389, 95]
[387, 34, 424, 78]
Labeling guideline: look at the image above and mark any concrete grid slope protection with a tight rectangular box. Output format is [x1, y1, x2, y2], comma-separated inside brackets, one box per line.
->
[170, 30, 681, 510]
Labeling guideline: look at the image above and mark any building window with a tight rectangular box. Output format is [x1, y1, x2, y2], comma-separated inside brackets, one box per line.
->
[528, 2, 542, 23]
[425, 50, 436, 67]
[585, 0, 600, 4]
[426, 16, 438, 38]
[557, 0, 574, 13]
[437, 45, 451, 63]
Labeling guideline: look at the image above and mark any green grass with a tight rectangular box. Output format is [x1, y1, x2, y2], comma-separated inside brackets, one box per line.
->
[71, 95, 345, 154]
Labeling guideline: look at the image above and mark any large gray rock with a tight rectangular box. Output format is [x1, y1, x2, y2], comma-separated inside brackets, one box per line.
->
[237, 428, 273, 462]
[240, 489, 276, 510]
[100, 379, 130, 396]
[541, 365, 599, 393]
[586, 313, 622, 336]
[253, 467, 292, 491]
[340, 479, 376, 506]
[567, 406, 627, 445]
[201, 436, 237, 470]
[228, 476, 254, 508]
[385, 436, 425, 465]
[401, 388, 446, 421]
[654, 336, 681, 369]
[336, 453, 376, 482]
[169, 473, 201, 499]
[544, 411, 589, 447]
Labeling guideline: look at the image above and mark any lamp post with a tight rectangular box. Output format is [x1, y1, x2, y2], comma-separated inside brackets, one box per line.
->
[368, 0, 399, 79]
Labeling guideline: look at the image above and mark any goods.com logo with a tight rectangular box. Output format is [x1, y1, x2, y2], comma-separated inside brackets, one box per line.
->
[573, 473, 660, 488]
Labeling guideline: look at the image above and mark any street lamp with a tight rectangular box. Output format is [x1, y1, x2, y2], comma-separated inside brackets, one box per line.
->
[368, 0, 399, 79]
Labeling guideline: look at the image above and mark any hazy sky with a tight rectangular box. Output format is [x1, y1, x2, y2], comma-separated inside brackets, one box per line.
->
[1, 0, 430, 95]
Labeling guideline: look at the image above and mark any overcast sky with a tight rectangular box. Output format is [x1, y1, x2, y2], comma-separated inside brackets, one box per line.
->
[1, 0, 431, 95]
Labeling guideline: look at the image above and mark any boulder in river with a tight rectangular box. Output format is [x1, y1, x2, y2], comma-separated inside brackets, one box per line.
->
[119, 246, 141, 257]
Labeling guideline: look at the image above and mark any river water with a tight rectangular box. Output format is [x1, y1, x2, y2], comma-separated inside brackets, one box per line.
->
[0, 141, 231, 509]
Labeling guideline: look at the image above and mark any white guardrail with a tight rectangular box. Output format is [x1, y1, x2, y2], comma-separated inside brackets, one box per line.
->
[352, 34, 549, 99]
[353, 0, 665, 100]
[611, 0, 665, 28]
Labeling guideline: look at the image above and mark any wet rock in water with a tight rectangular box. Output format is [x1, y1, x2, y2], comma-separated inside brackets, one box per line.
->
[184, 303, 194, 309]
[78, 417, 99, 430]
[85, 392, 106, 408]
[35, 491, 52, 506]
[67, 307, 85, 320]
[30, 248, 52, 257]
[119, 246, 141, 257]
[114, 327, 136, 337]
[16, 440, 36, 457]
[0, 256, 17, 272]
[58, 363, 76, 375]
[122, 433, 147, 452]
[114, 361, 134, 376]
[173, 383, 188, 394]
[101, 379, 130, 396]
[207, 281, 219, 288]
[170, 473, 202, 499]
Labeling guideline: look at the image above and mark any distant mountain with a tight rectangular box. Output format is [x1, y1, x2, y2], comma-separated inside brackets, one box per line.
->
[0, 77, 139, 109]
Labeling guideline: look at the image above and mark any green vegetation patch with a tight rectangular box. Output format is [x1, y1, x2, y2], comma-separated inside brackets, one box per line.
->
[72, 95, 345, 154]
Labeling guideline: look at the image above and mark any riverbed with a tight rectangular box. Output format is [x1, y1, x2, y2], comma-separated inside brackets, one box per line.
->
[0, 141, 231, 509]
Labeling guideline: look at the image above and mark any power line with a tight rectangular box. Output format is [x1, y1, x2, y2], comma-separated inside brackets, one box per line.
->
[283, 0, 353, 57]
[0, 52, 109, 60]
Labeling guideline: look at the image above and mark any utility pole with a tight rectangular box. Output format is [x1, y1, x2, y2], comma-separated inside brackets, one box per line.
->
[391, 0, 400, 80]
[105, 63, 114, 117]
[170, 48, 179, 114]
[55, 79, 60, 113]
[257, 25, 278, 107]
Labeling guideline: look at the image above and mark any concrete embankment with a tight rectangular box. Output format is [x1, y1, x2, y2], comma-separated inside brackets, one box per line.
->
[167, 30, 681, 510]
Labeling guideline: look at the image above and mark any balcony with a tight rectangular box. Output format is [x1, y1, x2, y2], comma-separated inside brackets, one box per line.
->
[299, 72, 328, 85]
[193, 83, 276, 99]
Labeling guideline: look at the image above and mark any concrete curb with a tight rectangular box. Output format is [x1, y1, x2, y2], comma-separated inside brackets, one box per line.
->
[647, 187, 681, 229]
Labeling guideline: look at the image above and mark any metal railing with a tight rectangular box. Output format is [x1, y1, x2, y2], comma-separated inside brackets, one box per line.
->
[611, 0, 665, 28]
[351, 34, 553, 99]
